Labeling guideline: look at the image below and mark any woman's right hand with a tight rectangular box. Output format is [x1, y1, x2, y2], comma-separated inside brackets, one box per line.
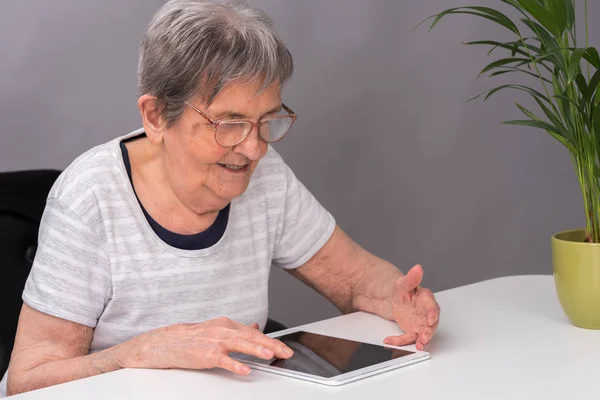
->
[119, 316, 294, 375]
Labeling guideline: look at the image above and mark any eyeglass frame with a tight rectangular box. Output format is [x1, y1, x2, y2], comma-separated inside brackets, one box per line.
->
[184, 101, 297, 148]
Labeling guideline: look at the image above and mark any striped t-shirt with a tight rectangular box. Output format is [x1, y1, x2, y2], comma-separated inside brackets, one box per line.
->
[21, 128, 336, 353]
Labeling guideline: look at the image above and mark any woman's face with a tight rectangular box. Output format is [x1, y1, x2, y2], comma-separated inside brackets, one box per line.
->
[161, 81, 282, 212]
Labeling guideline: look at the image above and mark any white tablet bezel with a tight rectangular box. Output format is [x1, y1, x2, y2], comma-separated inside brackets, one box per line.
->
[238, 327, 430, 386]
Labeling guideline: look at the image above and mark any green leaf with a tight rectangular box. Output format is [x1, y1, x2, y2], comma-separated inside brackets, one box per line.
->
[564, 0, 575, 31]
[489, 67, 552, 83]
[513, 101, 572, 148]
[511, 39, 543, 56]
[588, 70, 600, 103]
[532, 95, 572, 139]
[534, 48, 569, 62]
[521, 19, 559, 51]
[508, 38, 543, 56]
[552, 67, 563, 92]
[463, 40, 541, 57]
[553, 74, 573, 129]
[479, 57, 533, 76]
[501, 0, 540, 25]
[575, 73, 588, 99]
[516, 0, 561, 36]
[544, 0, 567, 35]
[465, 6, 521, 34]
[583, 47, 600, 70]
[501, 0, 527, 11]
[593, 104, 600, 151]
[568, 49, 587, 82]
[503, 119, 574, 150]
[533, 47, 568, 71]
[512, 58, 554, 75]
[554, 95, 584, 111]
[467, 84, 551, 104]
[519, 89, 576, 144]
[594, 105, 600, 140]
[515, 102, 541, 120]
[540, 47, 582, 70]
[554, 94, 592, 129]
[409, 7, 520, 35]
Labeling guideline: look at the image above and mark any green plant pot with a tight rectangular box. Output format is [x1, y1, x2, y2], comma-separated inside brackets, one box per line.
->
[552, 229, 600, 329]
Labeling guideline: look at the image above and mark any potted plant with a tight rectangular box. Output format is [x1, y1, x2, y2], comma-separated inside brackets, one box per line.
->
[414, 0, 600, 328]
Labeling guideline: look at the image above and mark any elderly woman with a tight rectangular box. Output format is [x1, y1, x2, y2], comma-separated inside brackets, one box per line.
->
[4, 0, 440, 395]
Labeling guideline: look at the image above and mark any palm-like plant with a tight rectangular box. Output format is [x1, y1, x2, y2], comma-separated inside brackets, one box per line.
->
[415, 0, 600, 242]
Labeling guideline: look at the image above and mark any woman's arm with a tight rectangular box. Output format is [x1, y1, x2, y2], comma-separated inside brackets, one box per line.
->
[289, 225, 439, 350]
[7, 304, 125, 396]
[7, 304, 294, 396]
[288, 225, 403, 317]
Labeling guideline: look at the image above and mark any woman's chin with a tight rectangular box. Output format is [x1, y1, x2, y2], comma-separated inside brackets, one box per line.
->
[213, 184, 250, 204]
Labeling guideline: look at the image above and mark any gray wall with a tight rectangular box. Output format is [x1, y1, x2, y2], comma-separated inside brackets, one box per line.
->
[1, 1, 597, 328]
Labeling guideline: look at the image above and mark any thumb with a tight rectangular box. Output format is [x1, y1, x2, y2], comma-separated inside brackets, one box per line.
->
[395, 264, 423, 293]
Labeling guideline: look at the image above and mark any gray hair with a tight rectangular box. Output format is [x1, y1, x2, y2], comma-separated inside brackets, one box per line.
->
[137, 0, 294, 126]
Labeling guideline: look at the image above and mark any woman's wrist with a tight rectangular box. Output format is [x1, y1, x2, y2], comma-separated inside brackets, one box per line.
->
[351, 261, 402, 319]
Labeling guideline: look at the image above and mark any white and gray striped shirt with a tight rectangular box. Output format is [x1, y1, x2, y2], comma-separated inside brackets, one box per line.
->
[21, 128, 336, 352]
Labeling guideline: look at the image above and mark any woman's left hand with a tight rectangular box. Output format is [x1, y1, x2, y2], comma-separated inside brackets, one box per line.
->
[383, 265, 440, 351]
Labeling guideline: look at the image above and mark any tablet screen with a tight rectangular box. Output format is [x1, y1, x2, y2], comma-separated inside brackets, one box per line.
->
[240, 331, 415, 378]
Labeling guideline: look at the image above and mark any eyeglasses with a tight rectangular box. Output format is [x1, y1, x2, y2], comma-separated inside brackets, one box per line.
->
[184, 101, 297, 148]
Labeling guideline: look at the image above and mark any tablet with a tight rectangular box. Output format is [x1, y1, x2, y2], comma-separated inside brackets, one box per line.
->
[234, 330, 430, 386]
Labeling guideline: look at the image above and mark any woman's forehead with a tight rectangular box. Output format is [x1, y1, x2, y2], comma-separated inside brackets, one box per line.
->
[202, 81, 282, 118]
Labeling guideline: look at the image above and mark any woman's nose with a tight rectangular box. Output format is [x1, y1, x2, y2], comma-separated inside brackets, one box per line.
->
[233, 125, 263, 160]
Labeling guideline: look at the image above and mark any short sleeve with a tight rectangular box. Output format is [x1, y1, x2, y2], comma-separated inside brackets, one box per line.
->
[22, 198, 112, 328]
[272, 164, 336, 269]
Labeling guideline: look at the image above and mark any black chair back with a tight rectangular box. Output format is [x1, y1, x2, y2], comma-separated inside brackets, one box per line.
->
[0, 169, 61, 377]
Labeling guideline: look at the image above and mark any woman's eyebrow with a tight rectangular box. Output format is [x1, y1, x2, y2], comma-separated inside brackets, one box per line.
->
[261, 105, 283, 118]
[214, 104, 283, 120]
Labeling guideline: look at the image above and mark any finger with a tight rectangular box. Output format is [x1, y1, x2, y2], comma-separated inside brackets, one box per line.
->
[247, 322, 260, 330]
[216, 355, 252, 375]
[241, 329, 294, 359]
[224, 337, 278, 360]
[224, 320, 294, 359]
[427, 308, 440, 327]
[383, 332, 418, 347]
[415, 289, 440, 326]
[426, 318, 439, 338]
[416, 326, 436, 350]
[395, 265, 424, 293]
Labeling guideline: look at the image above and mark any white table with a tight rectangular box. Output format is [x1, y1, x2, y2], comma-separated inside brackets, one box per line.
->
[9, 275, 600, 399]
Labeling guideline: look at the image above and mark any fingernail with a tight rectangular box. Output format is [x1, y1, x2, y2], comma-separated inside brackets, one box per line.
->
[284, 347, 294, 357]
[429, 316, 437, 326]
[262, 348, 274, 358]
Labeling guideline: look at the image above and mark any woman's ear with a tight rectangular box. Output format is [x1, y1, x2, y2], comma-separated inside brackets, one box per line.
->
[138, 94, 165, 144]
